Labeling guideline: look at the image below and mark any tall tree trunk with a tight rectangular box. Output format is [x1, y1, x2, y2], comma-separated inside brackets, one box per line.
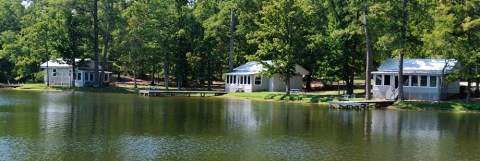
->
[476, 61, 479, 95]
[229, 9, 235, 72]
[467, 68, 471, 103]
[71, 61, 76, 87]
[349, 46, 355, 95]
[364, 0, 373, 100]
[93, 0, 100, 87]
[101, 0, 113, 86]
[305, 74, 312, 90]
[101, 33, 109, 87]
[285, 77, 291, 95]
[164, 63, 169, 90]
[133, 61, 137, 89]
[150, 66, 155, 86]
[398, 0, 407, 102]
[207, 59, 212, 91]
[45, 26, 50, 86]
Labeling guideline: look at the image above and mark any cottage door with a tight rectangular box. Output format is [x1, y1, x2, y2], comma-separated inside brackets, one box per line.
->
[386, 75, 399, 100]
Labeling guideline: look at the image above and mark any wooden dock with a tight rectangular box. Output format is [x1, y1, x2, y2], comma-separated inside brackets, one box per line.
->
[329, 100, 395, 110]
[139, 90, 227, 97]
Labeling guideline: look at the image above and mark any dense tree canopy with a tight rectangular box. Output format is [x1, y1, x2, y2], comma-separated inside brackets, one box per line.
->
[1, 0, 479, 98]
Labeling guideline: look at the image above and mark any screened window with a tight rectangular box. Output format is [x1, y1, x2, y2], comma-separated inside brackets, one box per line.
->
[411, 75, 418, 86]
[420, 76, 428, 87]
[104, 74, 108, 82]
[247, 76, 251, 84]
[90, 73, 94, 81]
[69, 70, 72, 77]
[85, 72, 89, 81]
[403, 75, 410, 86]
[375, 75, 382, 85]
[52, 69, 57, 77]
[241, 76, 244, 84]
[255, 76, 262, 85]
[233, 76, 237, 84]
[244, 76, 247, 84]
[384, 75, 391, 85]
[77, 73, 81, 80]
[430, 76, 437, 87]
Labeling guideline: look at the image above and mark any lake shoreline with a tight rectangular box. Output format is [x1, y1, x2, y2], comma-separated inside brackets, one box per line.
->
[9, 84, 480, 112]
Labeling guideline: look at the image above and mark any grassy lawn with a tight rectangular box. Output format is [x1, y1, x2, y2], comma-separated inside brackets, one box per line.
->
[223, 89, 365, 104]
[18, 84, 140, 94]
[392, 101, 480, 111]
[15, 84, 480, 111]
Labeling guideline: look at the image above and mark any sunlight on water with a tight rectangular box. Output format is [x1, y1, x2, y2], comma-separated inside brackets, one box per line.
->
[115, 135, 329, 160]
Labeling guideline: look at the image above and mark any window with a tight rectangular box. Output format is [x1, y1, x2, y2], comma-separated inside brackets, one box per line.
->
[85, 72, 89, 81]
[226, 75, 229, 84]
[243, 76, 247, 84]
[430, 76, 437, 87]
[69, 70, 72, 77]
[255, 76, 262, 85]
[247, 76, 251, 84]
[411, 75, 418, 86]
[240, 76, 243, 84]
[90, 73, 94, 81]
[375, 75, 382, 86]
[420, 76, 427, 87]
[77, 73, 81, 80]
[384, 75, 391, 85]
[104, 74, 108, 82]
[52, 69, 57, 77]
[233, 76, 237, 84]
[403, 75, 410, 86]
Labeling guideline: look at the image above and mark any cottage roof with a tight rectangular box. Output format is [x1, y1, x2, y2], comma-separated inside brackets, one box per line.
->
[40, 58, 102, 70]
[228, 60, 310, 75]
[376, 59, 457, 74]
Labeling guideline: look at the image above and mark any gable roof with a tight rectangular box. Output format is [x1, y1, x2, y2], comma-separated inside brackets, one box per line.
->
[227, 60, 310, 75]
[376, 59, 457, 74]
[40, 58, 102, 70]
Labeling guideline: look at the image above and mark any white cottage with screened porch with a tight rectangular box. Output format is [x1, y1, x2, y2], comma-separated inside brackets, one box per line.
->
[372, 59, 459, 101]
[225, 61, 309, 92]
[40, 58, 111, 87]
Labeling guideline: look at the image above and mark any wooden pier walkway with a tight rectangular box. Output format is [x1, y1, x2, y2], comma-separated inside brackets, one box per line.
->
[329, 100, 395, 110]
[139, 90, 227, 97]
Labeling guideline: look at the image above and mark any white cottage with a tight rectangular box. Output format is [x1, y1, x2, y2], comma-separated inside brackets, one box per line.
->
[40, 59, 111, 87]
[225, 61, 309, 92]
[372, 59, 459, 101]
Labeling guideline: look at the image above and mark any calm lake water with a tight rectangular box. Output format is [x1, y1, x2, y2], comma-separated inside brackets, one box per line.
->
[0, 90, 479, 160]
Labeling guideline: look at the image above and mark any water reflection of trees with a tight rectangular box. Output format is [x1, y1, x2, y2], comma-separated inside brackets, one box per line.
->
[3, 90, 480, 159]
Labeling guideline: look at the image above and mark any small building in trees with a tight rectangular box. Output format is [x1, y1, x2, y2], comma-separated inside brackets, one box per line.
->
[40, 59, 111, 87]
[225, 61, 309, 92]
[372, 59, 459, 101]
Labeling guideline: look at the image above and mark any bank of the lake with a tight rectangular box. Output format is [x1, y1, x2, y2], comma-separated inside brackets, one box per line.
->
[391, 101, 480, 112]
[14, 84, 480, 111]
[221, 91, 363, 104]
[17, 83, 140, 94]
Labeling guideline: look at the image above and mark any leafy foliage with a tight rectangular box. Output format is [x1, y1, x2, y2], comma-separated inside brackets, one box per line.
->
[0, 0, 479, 101]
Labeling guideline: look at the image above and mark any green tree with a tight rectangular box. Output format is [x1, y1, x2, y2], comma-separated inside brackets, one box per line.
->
[248, 0, 312, 95]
